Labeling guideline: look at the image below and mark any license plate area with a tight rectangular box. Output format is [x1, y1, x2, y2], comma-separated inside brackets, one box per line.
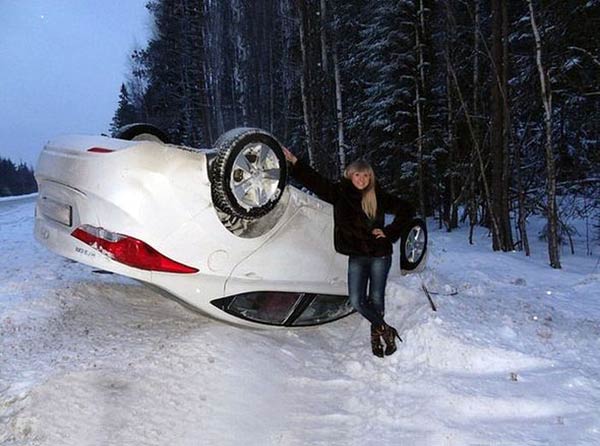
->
[39, 196, 73, 227]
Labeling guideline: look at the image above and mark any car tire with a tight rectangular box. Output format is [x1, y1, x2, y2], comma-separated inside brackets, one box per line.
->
[210, 128, 288, 219]
[400, 218, 428, 271]
[114, 123, 170, 143]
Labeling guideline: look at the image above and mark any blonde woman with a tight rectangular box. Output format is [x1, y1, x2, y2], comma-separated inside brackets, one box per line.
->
[283, 148, 415, 357]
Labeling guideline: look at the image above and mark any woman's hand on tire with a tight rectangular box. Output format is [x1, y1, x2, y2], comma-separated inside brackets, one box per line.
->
[283, 147, 297, 165]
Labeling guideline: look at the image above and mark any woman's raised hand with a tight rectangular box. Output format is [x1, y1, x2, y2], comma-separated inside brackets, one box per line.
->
[283, 147, 297, 165]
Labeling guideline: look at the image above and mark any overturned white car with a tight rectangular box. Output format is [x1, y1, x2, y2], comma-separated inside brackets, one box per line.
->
[34, 125, 427, 328]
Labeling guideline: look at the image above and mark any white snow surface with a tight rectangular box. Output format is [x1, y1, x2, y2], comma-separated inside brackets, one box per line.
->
[1, 196, 600, 446]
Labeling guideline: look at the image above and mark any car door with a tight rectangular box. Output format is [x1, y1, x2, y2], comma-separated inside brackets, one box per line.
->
[225, 199, 336, 294]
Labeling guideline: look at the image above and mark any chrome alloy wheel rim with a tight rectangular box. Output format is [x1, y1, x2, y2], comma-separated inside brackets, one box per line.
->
[405, 225, 426, 263]
[230, 143, 281, 209]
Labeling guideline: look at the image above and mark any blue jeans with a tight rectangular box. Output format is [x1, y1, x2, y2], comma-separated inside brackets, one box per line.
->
[347, 255, 392, 326]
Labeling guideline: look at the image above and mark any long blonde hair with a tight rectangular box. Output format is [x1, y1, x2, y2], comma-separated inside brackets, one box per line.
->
[344, 160, 377, 219]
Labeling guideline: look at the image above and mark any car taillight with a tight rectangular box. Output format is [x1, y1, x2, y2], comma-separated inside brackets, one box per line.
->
[71, 225, 198, 274]
[87, 147, 114, 153]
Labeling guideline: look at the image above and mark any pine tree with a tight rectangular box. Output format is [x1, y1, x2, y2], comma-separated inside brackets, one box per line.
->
[350, 0, 418, 193]
[134, 0, 210, 146]
[0, 158, 37, 197]
[109, 83, 138, 135]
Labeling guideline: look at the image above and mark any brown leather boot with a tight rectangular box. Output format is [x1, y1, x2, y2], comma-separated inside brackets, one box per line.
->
[370, 324, 385, 358]
[382, 324, 402, 356]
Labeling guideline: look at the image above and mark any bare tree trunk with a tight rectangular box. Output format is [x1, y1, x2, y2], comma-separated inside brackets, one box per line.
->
[444, 2, 457, 230]
[501, 0, 514, 249]
[332, 45, 345, 175]
[515, 130, 531, 255]
[296, 0, 315, 167]
[268, 1, 275, 133]
[449, 144, 458, 229]
[447, 56, 502, 245]
[230, 73, 238, 128]
[469, 0, 480, 245]
[490, 0, 510, 251]
[205, 0, 221, 139]
[415, 81, 425, 218]
[319, 0, 328, 73]
[438, 174, 444, 230]
[231, 0, 248, 126]
[528, 0, 561, 268]
[415, 0, 426, 218]
[444, 20, 454, 230]
[280, 0, 293, 141]
[317, 0, 332, 174]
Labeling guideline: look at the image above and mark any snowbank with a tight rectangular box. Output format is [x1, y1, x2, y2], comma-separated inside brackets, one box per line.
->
[1, 196, 599, 445]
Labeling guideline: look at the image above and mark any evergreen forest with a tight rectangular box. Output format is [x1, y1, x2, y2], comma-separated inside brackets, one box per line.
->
[0, 158, 37, 197]
[110, 0, 600, 268]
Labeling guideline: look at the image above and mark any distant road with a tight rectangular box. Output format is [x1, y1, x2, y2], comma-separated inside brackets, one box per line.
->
[0, 194, 37, 213]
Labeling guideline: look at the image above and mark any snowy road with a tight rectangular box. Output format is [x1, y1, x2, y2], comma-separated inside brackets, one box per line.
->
[1, 195, 599, 445]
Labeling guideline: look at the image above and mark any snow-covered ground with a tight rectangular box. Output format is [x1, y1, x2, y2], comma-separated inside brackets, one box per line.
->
[1, 195, 599, 446]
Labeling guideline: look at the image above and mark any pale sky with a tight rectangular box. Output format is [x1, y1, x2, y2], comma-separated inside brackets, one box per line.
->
[0, 0, 151, 166]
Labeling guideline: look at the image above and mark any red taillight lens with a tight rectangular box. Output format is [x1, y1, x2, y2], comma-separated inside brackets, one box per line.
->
[71, 225, 198, 274]
[87, 147, 114, 153]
